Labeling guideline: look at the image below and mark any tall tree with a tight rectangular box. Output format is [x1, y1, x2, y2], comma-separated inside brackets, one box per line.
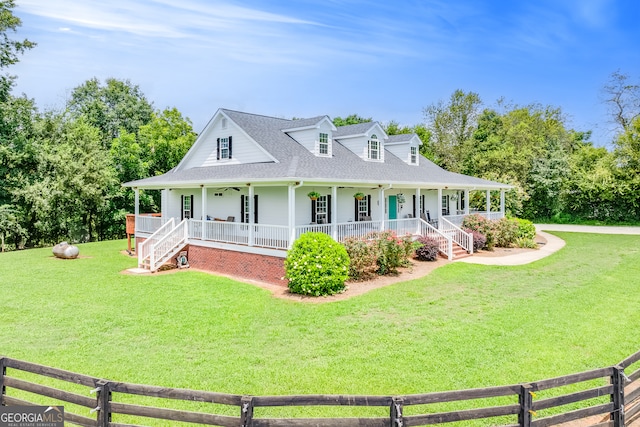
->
[423, 89, 482, 172]
[602, 70, 640, 135]
[0, 0, 35, 101]
[67, 77, 154, 148]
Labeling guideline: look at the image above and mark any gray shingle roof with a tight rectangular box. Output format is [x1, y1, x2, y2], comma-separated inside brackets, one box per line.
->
[124, 109, 509, 190]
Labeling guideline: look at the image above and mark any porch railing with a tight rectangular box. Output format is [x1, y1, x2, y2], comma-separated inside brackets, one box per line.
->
[443, 211, 505, 227]
[138, 218, 175, 268]
[418, 219, 454, 260]
[136, 214, 167, 234]
[439, 216, 474, 254]
[136, 216, 457, 258]
[148, 219, 189, 272]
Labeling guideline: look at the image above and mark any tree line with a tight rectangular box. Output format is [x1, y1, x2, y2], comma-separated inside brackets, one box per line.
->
[0, 1, 639, 251]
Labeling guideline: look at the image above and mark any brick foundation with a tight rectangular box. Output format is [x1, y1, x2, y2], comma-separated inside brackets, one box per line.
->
[136, 238, 286, 285]
[186, 245, 286, 286]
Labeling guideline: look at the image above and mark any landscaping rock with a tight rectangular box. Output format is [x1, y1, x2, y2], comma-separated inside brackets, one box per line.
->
[52, 242, 79, 259]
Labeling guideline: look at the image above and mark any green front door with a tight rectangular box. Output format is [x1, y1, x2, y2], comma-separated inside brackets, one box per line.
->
[389, 195, 397, 220]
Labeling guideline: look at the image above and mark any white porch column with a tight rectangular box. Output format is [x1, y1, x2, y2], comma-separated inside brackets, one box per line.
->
[200, 186, 207, 239]
[248, 184, 255, 246]
[464, 189, 470, 215]
[500, 189, 506, 218]
[288, 184, 297, 248]
[437, 188, 443, 223]
[331, 186, 338, 240]
[378, 187, 386, 225]
[201, 186, 207, 220]
[134, 188, 139, 216]
[486, 190, 491, 215]
[163, 189, 169, 221]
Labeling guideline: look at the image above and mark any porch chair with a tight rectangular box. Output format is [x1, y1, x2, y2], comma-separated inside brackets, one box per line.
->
[226, 216, 235, 222]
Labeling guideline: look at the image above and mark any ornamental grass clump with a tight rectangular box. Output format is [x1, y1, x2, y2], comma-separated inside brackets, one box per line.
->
[285, 232, 350, 296]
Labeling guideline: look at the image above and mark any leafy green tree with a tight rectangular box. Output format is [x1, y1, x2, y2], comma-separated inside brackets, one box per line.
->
[0, 204, 26, 251]
[67, 77, 154, 148]
[332, 114, 371, 127]
[0, 0, 35, 101]
[138, 107, 197, 176]
[423, 89, 482, 172]
[383, 121, 433, 159]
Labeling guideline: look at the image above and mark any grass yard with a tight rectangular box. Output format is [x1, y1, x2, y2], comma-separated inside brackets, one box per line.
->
[1, 232, 640, 423]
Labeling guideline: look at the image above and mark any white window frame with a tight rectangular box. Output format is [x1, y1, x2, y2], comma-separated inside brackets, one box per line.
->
[368, 135, 379, 160]
[183, 196, 192, 219]
[316, 195, 328, 223]
[358, 198, 368, 220]
[410, 146, 418, 164]
[220, 137, 230, 160]
[318, 133, 329, 156]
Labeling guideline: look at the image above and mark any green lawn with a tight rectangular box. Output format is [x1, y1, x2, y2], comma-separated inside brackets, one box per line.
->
[1, 232, 640, 421]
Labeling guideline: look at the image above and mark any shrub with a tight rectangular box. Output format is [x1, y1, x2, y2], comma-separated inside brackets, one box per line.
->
[516, 218, 536, 240]
[462, 214, 495, 250]
[414, 236, 440, 261]
[342, 237, 378, 281]
[514, 218, 537, 248]
[368, 231, 416, 275]
[285, 232, 350, 296]
[466, 229, 486, 252]
[494, 217, 519, 248]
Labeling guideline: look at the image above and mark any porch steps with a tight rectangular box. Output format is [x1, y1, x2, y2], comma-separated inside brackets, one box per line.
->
[140, 242, 187, 272]
[442, 242, 472, 260]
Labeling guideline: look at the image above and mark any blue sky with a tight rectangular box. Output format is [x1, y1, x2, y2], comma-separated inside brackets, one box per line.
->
[10, 0, 640, 146]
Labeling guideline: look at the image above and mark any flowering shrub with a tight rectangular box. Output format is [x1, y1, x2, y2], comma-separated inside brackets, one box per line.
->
[414, 236, 440, 261]
[342, 237, 378, 281]
[494, 217, 519, 248]
[368, 231, 416, 275]
[466, 229, 486, 252]
[285, 232, 350, 296]
[462, 214, 495, 250]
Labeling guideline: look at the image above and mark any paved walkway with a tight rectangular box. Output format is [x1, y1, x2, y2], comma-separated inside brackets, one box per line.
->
[456, 224, 640, 266]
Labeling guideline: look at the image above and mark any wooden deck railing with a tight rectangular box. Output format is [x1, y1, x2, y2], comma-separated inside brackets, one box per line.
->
[2, 350, 639, 426]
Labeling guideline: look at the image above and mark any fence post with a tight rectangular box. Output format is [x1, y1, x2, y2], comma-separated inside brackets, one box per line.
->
[0, 357, 6, 404]
[240, 396, 254, 427]
[390, 397, 404, 427]
[519, 384, 533, 427]
[95, 380, 112, 427]
[611, 366, 626, 427]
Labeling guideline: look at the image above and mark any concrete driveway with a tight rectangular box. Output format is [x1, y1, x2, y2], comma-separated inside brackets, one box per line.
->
[457, 223, 640, 266]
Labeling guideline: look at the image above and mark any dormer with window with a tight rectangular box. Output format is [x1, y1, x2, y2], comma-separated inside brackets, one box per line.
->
[282, 116, 336, 157]
[334, 122, 387, 162]
[386, 134, 421, 166]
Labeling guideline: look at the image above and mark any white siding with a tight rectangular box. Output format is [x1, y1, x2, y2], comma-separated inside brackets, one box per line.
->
[286, 121, 334, 156]
[181, 115, 273, 169]
[337, 133, 385, 162]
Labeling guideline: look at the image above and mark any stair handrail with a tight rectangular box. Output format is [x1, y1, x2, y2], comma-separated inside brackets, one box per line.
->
[149, 219, 189, 272]
[138, 218, 175, 268]
[418, 218, 454, 260]
[440, 216, 474, 255]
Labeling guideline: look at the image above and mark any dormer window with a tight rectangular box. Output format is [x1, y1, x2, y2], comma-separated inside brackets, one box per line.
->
[410, 146, 418, 164]
[319, 132, 329, 155]
[368, 135, 380, 160]
[216, 136, 232, 160]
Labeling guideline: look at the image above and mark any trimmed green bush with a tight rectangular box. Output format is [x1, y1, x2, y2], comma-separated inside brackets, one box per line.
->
[285, 232, 350, 296]
[414, 236, 440, 261]
[516, 218, 536, 240]
[342, 236, 378, 281]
